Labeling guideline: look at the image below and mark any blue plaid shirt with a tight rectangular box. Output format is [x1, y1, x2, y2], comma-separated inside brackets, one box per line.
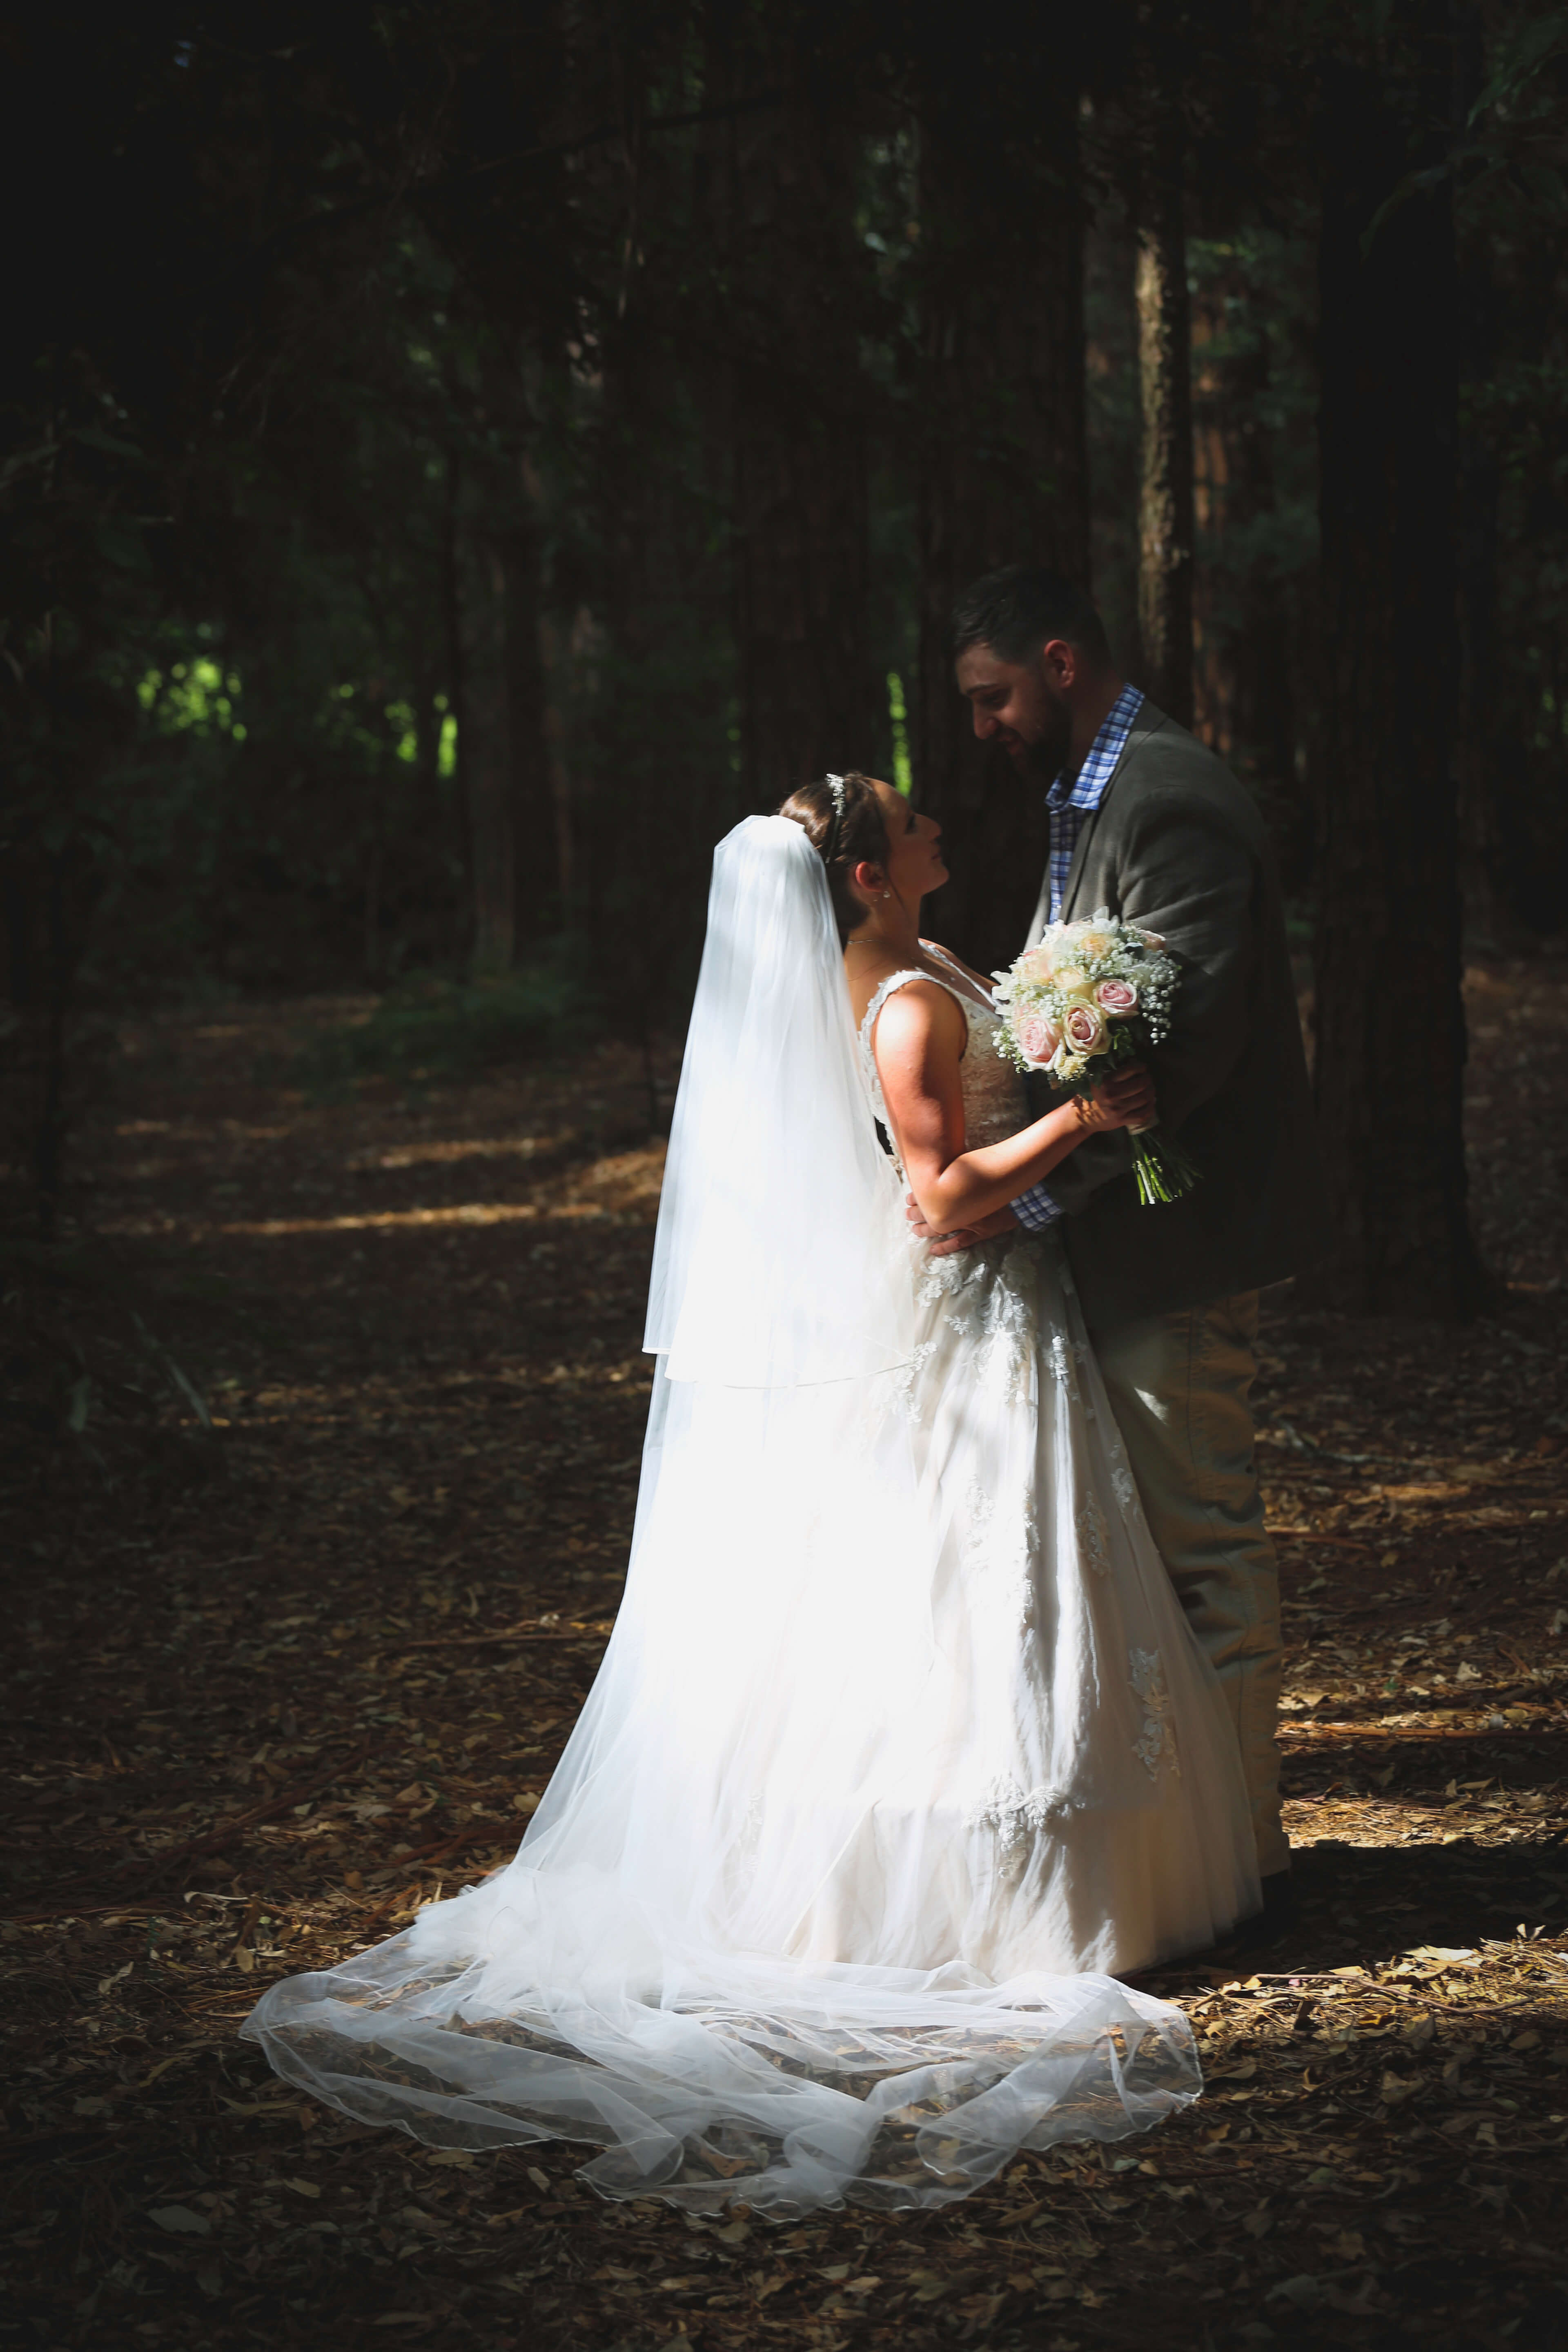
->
[1010, 684, 1144, 1233]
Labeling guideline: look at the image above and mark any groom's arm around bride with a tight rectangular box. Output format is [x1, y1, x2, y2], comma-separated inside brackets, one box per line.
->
[943, 564, 1332, 1911]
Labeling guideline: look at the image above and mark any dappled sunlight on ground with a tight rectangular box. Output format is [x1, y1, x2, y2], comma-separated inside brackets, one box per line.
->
[4, 963, 1568, 2350]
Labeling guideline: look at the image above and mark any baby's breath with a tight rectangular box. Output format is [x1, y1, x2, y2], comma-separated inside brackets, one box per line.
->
[990, 910, 1201, 1206]
[990, 909, 1180, 1078]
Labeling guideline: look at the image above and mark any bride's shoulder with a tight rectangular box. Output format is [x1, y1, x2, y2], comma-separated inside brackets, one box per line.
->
[849, 960, 924, 1027]
[860, 970, 966, 1049]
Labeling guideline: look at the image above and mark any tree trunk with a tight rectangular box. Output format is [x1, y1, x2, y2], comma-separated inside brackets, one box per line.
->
[362, 835, 383, 983]
[1451, 5, 1520, 951]
[557, 7, 749, 1061]
[454, 387, 556, 979]
[1312, 46, 1484, 1317]
[912, 62, 1089, 976]
[727, 96, 878, 804]
[498, 457, 555, 947]
[460, 534, 515, 977]
[1133, 85, 1194, 728]
[440, 450, 479, 969]
[734, 392, 873, 802]
[538, 613, 577, 905]
[1191, 264, 1308, 892]
[1455, 290, 1511, 950]
[1082, 203, 1141, 681]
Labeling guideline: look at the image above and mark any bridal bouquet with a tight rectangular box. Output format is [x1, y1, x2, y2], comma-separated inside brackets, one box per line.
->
[991, 910, 1201, 1206]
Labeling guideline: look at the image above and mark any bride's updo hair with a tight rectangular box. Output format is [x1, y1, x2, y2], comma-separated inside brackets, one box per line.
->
[778, 772, 890, 945]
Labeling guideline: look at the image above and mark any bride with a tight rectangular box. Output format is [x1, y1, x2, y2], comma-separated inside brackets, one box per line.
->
[243, 777, 1258, 2215]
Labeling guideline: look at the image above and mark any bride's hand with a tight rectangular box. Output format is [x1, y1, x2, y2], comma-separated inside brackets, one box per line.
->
[1076, 1063, 1156, 1133]
[907, 1193, 1020, 1256]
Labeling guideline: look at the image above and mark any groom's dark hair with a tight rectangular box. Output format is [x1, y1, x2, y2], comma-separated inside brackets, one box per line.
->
[951, 566, 1111, 669]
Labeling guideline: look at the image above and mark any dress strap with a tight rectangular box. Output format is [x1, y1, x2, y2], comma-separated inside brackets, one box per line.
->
[919, 939, 995, 1010]
[857, 969, 977, 1147]
[857, 964, 978, 1059]
[857, 969, 929, 1058]
[855, 973, 928, 1155]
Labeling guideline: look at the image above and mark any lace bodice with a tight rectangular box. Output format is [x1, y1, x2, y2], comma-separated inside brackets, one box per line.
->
[858, 943, 1030, 1151]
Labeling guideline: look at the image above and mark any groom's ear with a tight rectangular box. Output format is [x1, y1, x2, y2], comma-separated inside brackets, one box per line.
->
[1038, 637, 1077, 690]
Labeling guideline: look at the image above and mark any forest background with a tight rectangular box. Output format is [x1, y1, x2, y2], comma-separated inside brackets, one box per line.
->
[7, 11, 1568, 2348]
[4, 0, 1568, 1330]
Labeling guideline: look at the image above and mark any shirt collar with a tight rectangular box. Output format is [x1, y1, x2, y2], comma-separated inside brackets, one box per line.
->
[1047, 682, 1145, 811]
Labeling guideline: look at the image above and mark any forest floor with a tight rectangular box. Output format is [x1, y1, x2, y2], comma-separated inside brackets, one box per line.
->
[4, 954, 1568, 2352]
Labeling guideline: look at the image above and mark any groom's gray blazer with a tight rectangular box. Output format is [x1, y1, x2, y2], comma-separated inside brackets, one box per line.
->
[1025, 697, 1332, 1328]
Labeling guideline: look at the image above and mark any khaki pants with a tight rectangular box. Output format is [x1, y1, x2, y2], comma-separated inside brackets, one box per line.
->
[1092, 1292, 1289, 1880]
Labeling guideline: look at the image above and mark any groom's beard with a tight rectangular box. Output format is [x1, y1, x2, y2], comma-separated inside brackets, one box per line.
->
[1013, 709, 1073, 781]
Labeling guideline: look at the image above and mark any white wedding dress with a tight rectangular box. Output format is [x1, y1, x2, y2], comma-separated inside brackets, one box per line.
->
[243, 817, 1258, 2215]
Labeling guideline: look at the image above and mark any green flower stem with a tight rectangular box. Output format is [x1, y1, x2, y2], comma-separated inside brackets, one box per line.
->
[1130, 1126, 1203, 1207]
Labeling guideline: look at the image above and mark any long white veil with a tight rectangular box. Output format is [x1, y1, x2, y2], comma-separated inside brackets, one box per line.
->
[644, 814, 915, 1386]
[241, 813, 1210, 2216]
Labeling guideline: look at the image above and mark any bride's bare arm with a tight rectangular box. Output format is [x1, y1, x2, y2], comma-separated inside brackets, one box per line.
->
[873, 982, 1155, 1233]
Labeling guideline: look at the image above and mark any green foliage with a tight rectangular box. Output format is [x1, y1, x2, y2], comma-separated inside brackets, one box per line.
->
[292, 962, 601, 1095]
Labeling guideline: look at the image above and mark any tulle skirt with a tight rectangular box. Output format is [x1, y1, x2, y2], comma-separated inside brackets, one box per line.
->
[242, 1233, 1258, 2213]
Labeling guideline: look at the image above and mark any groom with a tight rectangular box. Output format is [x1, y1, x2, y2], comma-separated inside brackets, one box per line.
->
[923, 564, 1331, 1932]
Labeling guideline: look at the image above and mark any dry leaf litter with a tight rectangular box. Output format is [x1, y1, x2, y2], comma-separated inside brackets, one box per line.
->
[3, 958, 1568, 2351]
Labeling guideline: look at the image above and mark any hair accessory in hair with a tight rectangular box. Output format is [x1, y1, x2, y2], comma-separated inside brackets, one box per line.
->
[823, 773, 848, 863]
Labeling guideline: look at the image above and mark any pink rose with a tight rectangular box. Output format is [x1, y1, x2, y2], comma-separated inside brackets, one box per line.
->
[1017, 1012, 1061, 1066]
[1063, 1001, 1107, 1055]
[1095, 978, 1138, 1017]
[1018, 947, 1056, 983]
